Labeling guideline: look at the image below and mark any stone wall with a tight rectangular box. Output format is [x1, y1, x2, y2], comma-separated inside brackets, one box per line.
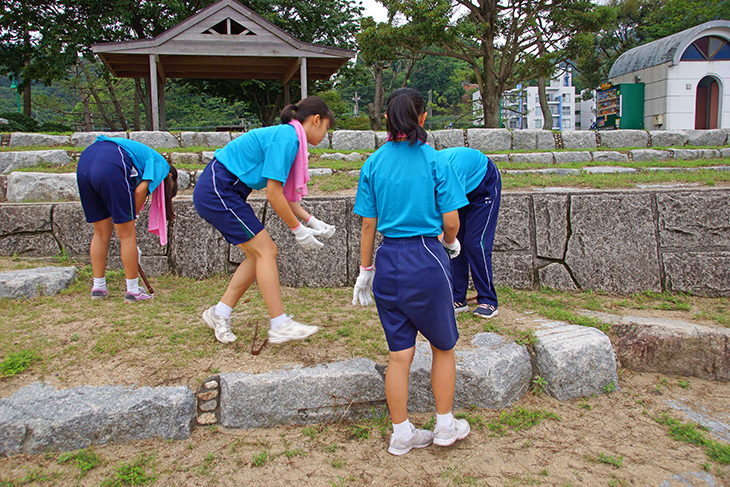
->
[0, 188, 727, 296]
[4, 128, 730, 151]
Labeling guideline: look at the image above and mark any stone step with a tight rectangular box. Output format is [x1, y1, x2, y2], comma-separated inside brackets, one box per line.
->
[0, 266, 77, 299]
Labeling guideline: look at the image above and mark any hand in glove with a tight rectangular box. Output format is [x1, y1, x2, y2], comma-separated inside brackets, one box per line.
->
[291, 224, 324, 251]
[352, 266, 375, 306]
[442, 238, 461, 259]
[307, 216, 336, 239]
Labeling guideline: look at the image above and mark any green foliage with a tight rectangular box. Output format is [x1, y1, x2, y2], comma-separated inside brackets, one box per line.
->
[1, 349, 37, 377]
[532, 375, 547, 395]
[348, 424, 370, 441]
[654, 414, 730, 465]
[0, 112, 39, 132]
[58, 449, 100, 477]
[251, 450, 269, 467]
[100, 453, 156, 486]
[597, 452, 623, 468]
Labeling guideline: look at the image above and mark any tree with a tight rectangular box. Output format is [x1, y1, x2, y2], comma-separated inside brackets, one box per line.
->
[381, 0, 599, 127]
[642, 0, 730, 42]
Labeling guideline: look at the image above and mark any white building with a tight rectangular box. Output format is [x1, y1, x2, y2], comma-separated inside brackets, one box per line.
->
[487, 70, 577, 129]
[575, 92, 596, 130]
[609, 20, 730, 130]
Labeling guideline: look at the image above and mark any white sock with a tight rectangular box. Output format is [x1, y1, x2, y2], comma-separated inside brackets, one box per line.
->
[436, 412, 454, 429]
[392, 419, 413, 439]
[214, 302, 233, 319]
[93, 277, 107, 291]
[126, 278, 139, 294]
[270, 313, 289, 330]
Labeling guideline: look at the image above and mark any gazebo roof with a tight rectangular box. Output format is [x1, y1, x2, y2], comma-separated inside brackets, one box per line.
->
[609, 20, 730, 79]
[92, 0, 356, 81]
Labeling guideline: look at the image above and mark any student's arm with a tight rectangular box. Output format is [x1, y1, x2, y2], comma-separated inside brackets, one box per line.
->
[288, 201, 311, 222]
[266, 179, 300, 228]
[134, 180, 151, 215]
[360, 217, 377, 268]
[442, 210, 460, 244]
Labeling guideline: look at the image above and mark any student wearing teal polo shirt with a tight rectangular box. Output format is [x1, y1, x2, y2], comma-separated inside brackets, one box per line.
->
[352, 88, 471, 455]
[194, 96, 336, 345]
[77, 136, 178, 303]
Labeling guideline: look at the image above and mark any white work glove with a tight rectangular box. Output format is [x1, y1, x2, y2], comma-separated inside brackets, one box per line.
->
[307, 216, 336, 239]
[352, 266, 375, 306]
[442, 238, 461, 259]
[291, 224, 324, 251]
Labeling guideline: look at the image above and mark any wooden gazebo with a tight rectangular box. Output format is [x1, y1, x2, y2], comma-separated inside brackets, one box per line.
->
[92, 0, 356, 130]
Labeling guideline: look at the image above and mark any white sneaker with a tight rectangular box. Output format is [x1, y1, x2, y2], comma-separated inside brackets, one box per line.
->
[433, 418, 470, 447]
[202, 306, 237, 343]
[267, 318, 319, 344]
[388, 425, 433, 456]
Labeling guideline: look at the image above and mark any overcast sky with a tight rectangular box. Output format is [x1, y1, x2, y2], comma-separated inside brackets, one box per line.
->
[359, 0, 389, 23]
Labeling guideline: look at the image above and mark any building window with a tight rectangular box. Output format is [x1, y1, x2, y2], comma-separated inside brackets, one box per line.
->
[535, 119, 542, 129]
[681, 35, 730, 61]
[562, 93, 571, 103]
[534, 107, 542, 116]
[562, 106, 571, 115]
[563, 119, 572, 129]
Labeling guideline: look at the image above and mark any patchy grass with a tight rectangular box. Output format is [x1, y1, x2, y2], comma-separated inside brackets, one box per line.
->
[487, 407, 560, 436]
[1, 349, 38, 377]
[654, 413, 730, 465]
[100, 453, 156, 486]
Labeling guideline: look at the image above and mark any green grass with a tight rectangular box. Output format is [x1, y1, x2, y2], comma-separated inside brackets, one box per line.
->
[1, 349, 38, 377]
[57, 449, 100, 477]
[487, 407, 560, 436]
[597, 452, 623, 468]
[100, 453, 156, 486]
[654, 413, 730, 465]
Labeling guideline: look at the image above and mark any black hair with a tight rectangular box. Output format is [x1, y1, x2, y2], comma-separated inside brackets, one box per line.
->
[280, 96, 335, 128]
[385, 88, 428, 146]
[164, 165, 178, 221]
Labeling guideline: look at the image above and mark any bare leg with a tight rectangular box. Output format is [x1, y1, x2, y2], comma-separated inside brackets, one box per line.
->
[113, 220, 138, 280]
[431, 344, 455, 415]
[234, 229, 284, 318]
[220, 248, 257, 308]
[385, 346, 415, 424]
[90, 218, 113, 279]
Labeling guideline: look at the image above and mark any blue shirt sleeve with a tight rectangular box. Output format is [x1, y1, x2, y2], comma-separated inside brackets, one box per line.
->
[354, 160, 377, 218]
[434, 153, 469, 214]
[260, 138, 298, 184]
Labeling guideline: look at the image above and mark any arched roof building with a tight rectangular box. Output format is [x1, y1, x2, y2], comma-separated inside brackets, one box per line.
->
[608, 20, 730, 131]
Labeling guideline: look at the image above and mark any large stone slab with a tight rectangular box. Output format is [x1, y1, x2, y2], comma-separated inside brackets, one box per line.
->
[0, 383, 195, 455]
[664, 252, 730, 297]
[494, 194, 530, 251]
[9, 133, 70, 147]
[467, 129, 511, 152]
[331, 130, 375, 151]
[6, 172, 79, 202]
[588, 313, 730, 382]
[220, 358, 385, 429]
[505, 168, 579, 176]
[599, 130, 649, 149]
[512, 130, 555, 151]
[263, 196, 350, 287]
[168, 197, 229, 278]
[582, 166, 636, 174]
[180, 132, 231, 148]
[202, 151, 216, 164]
[486, 154, 509, 164]
[512, 152, 554, 164]
[650, 130, 688, 148]
[129, 131, 180, 148]
[0, 150, 72, 173]
[493, 253, 534, 289]
[532, 321, 619, 400]
[0, 204, 53, 236]
[630, 149, 672, 162]
[538, 263, 577, 290]
[407, 335, 531, 412]
[533, 194, 568, 259]
[553, 151, 592, 163]
[375, 132, 388, 148]
[431, 129, 465, 149]
[667, 398, 730, 444]
[565, 192, 660, 293]
[656, 190, 730, 248]
[671, 149, 704, 160]
[592, 151, 629, 163]
[561, 131, 597, 150]
[70, 132, 128, 147]
[686, 129, 727, 147]
[170, 152, 201, 165]
[0, 266, 77, 299]
[0, 234, 60, 257]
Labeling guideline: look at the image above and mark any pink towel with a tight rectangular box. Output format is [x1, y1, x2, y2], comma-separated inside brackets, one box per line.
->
[283, 119, 310, 202]
[148, 183, 168, 245]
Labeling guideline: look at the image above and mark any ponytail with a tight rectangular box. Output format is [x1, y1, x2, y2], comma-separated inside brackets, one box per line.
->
[164, 165, 178, 221]
[385, 88, 428, 146]
[280, 95, 335, 128]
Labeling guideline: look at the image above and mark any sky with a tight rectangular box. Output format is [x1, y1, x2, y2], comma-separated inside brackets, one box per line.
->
[359, 0, 389, 23]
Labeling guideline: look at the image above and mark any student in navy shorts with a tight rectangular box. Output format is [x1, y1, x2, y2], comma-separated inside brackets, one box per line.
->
[193, 96, 336, 345]
[440, 147, 501, 319]
[76, 136, 178, 302]
[353, 88, 471, 455]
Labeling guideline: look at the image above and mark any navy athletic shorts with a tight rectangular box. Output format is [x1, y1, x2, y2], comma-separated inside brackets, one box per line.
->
[193, 158, 265, 245]
[373, 236, 459, 352]
[77, 140, 137, 224]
